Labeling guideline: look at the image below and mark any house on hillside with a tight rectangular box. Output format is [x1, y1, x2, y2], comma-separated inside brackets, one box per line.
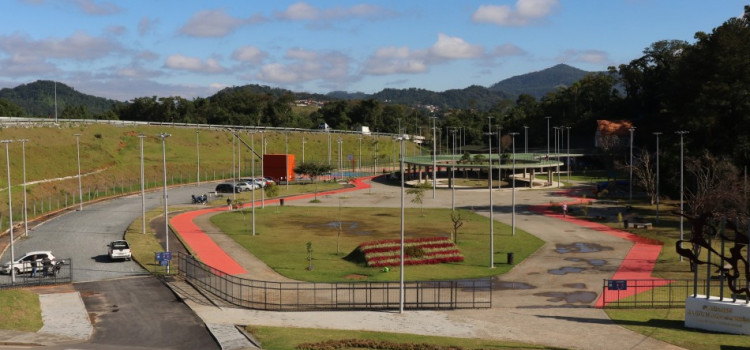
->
[594, 120, 634, 150]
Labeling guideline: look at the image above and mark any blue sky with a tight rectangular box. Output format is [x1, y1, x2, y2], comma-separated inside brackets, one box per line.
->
[0, 0, 746, 101]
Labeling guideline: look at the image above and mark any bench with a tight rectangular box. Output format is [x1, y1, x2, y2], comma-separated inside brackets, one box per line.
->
[630, 222, 653, 229]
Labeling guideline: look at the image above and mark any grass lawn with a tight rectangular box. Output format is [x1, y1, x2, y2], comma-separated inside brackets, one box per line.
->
[211, 206, 543, 282]
[0, 289, 42, 332]
[245, 325, 564, 350]
[605, 308, 750, 350]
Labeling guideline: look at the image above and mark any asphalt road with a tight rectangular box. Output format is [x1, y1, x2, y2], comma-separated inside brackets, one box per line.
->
[0, 183, 218, 283]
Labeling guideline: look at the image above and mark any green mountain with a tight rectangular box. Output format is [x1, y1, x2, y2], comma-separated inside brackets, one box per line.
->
[0, 80, 117, 117]
[489, 63, 593, 99]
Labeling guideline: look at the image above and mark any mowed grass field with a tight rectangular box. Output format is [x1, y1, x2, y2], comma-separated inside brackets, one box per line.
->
[211, 206, 544, 282]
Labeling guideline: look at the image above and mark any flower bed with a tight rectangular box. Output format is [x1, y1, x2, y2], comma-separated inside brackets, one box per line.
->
[354, 236, 464, 267]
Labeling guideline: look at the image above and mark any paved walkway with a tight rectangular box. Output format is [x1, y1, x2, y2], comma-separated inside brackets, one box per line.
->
[171, 178, 683, 350]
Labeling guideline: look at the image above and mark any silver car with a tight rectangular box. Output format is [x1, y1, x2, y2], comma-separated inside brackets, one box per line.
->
[108, 240, 132, 261]
[1, 251, 56, 275]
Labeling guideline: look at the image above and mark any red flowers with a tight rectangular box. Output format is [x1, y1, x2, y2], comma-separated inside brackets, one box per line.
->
[356, 237, 464, 267]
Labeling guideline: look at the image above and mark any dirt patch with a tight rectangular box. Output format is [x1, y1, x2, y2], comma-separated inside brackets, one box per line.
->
[343, 274, 368, 280]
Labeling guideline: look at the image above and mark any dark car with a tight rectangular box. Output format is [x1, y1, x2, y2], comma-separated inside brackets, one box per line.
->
[215, 183, 241, 193]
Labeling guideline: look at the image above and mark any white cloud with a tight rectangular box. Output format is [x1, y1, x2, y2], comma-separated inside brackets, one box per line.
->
[275, 1, 394, 21]
[472, 0, 559, 26]
[255, 49, 352, 87]
[71, 0, 122, 15]
[491, 43, 526, 57]
[164, 54, 225, 73]
[138, 16, 158, 36]
[231, 46, 267, 65]
[430, 33, 484, 60]
[0, 32, 122, 61]
[179, 10, 266, 38]
[557, 49, 609, 64]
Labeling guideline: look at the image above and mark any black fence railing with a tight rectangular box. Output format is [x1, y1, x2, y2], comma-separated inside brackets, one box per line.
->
[0, 258, 73, 290]
[601, 278, 750, 309]
[177, 253, 491, 311]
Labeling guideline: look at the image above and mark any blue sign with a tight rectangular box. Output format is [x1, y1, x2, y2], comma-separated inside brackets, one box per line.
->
[159, 260, 169, 266]
[608, 280, 627, 291]
[155, 251, 172, 262]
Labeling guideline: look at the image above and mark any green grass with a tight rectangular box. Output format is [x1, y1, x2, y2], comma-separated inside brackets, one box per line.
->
[605, 308, 750, 350]
[211, 206, 543, 282]
[0, 289, 43, 332]
[245, 325, 564, 350]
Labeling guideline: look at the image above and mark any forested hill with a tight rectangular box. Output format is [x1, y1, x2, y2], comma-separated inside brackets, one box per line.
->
[0, 80, 117, 117]
[489, 64, 593, 99]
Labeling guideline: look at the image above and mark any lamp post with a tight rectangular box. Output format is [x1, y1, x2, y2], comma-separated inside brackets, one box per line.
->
[251, 132, 256, 236]
[523, 126, 529, 154]
[450, 128, 457, 211]
[566, 127, 571, 183]
[159, 133, 171, 273]
[510, 132, 519, 236]
[232, 132, 236, 202]
[74, 134, 83, 211]
[302, 136, 306, 164]
[2, 140, 15, 282]
[545, 116, 551, 156]
[553, 127, 560, 187]
[196, 130, 200, 184]
[358, 134, 362, 173]
[653, 132, 662, 223]
[337, 137, 343, 179]
[18, 139, 28, 236]
[485, 117, 495, 269]
[285, 132, 289, 192]
[138, 134, 146, 234]
[629, 127, 636, 201]
[327, 129, 331, 165]
[676, 130, 689, 261]
[397, 135, 406, 313]
[497, 125, 502, 190]
[430, 116, 437, 199]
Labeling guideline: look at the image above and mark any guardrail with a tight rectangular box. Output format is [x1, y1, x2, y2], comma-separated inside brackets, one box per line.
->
[0, 258, 73, 290]
[177, 253, 491, 311]
[601, 278, 749, 308]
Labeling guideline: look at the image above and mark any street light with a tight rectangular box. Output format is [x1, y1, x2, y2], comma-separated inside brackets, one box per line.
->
[74, 134, 83, 211]
[2, 139, 15, 282]
[285, 132, 289, 192]
[358, 134, 362, 173]
[566, 127, 571, 183]
[138, 134, 146, 234]
[196, 130, 200, 184]
[485, 117, 495, 269]
[450, 128, 457, 211]
[653, 132, 662, 224]
[158, 132, 171, 273]
[397, 134, 406, 313]
[676, 130, 689, 261]
[545, 116, 551, 156]
[523, 126, 529, 154]
[430, 116, 437, 199]
[629, 127, 636, 201]
[302, 136, 307, 164]
[18, 139, 28, 236]
[497, 125, 502, 190]
[553, 127, 560, 187]
[251, 132, 256, 236]
[510, 132, 519, 236]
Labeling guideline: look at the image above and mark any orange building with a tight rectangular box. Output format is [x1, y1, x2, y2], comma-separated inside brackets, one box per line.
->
[263, 154, 296, 182]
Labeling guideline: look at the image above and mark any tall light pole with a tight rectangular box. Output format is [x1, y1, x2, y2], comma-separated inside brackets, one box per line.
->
[54, 82, 58, 124]
[285, 132, 289, 191]
[523, 126, 529, 154]
[486, 116, 495, 269]
[545, 116, 551, 156]
[159, 133, 171, 273]
[138, 134, 146, 234]
[251, 132, 256, 236]
[566, 126, 571, 183]
[18, 139, 28, 236]
[2, 140, 15, 282]
[196, 131, 200, 184]
[337, 137, 343, 179]
[358, 134, 362, 173]
[450, 128, 457, 211]
[553, 127, 560, 187]
[398, 135, 405, 313]
[327, 129, 331, 165]
[629, 127, 636, 201]
[653, 132, 662, 224]
[676, 130, 689, 261]
[497, 125, 502, 190]
[510, 132, 519, 236]
[430, 116, 437, 199]
[232, 131, 236, 202]
[74, 134, 83, 211]
[302, 136, 306, 164]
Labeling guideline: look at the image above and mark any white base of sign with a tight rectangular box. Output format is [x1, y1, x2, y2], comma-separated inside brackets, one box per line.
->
[685, 295, 750, 335]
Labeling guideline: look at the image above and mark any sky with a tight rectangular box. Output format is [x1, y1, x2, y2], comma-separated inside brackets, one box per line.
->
[0, 0, 746, 102]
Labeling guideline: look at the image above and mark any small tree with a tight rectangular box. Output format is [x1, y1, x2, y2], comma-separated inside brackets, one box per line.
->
[294, 162, 335, 201]
[406, 182, 431, 216]
[306, 241, 314, 270]
[450, 211, 464, 243]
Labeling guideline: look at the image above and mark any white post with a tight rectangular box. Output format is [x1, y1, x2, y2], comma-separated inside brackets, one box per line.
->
[139, 134, 146, 234]
[510, 132, 519, 236]
[398, 136, 405, 313]
[676, 130, 689, 261]
[196, 130, 200, 184]
[159, 133, 171, 273]
[75, 134, 83, 211]
[3, 140, 15, 282]
[486, 117, 494, 268]
[19, 139, 28, 236]
[653, 132, 662, 223]
[431, 116, 437, 199]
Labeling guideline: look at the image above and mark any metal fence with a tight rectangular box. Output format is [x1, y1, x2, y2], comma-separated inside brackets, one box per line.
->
[601, 278, 750, 308]
[177, 253, 492, 311]
[0, 258, 73, 290]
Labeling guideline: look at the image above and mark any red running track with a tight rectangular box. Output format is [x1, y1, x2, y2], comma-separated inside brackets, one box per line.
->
[530, 190, 671, 307]
[169, 177, 373, 275]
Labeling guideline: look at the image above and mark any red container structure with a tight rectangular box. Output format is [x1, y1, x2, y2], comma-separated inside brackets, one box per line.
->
[263, 154, 295, 183]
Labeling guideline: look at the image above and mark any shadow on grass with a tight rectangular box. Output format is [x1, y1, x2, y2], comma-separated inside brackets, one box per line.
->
[536, 314, 685, 330]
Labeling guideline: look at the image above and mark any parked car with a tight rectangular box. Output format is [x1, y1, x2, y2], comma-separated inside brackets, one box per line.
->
[215, 183, 241, 193]
[241, 178, 266, 188]
[108, 240, 132, 261]
[1, 251, 57, 275]
[235, 181, 259, 191]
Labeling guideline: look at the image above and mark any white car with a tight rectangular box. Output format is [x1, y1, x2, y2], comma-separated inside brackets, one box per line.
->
[108, 240, 132, 261]
[1, 251, 56, 275]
